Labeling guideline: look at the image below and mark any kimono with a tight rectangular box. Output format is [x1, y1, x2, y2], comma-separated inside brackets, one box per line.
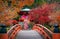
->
[24, 19, 29, 30]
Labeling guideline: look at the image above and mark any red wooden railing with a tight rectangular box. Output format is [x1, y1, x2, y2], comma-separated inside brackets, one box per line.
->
[0, 24, 22, 39]
[32, 24, 60, 39]
[7, 24, 22, 39]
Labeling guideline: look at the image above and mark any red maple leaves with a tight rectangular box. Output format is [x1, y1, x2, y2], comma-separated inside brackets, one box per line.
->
[29, 4, 51, 24]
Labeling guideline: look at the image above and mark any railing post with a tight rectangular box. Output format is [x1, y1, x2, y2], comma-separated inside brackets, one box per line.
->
[52, 33, 60, 39]
[0, 34, 8, 39]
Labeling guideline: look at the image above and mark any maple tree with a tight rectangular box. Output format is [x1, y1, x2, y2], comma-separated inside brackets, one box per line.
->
[28, 4, 51, 24]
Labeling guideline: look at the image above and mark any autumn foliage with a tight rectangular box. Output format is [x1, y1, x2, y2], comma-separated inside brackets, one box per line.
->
[28, 4, 51, 24]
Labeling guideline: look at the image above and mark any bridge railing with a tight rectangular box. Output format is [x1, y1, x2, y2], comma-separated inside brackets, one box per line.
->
[32, 24, 60, 39]
[7, 24, 22, 39]
[0, 24, 22, 39]
[38, 24, 52, 39]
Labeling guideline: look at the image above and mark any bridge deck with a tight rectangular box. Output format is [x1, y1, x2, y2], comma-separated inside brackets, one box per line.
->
[15, 30, 43, 39]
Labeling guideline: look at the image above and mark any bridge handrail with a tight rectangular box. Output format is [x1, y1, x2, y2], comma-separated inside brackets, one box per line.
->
[33, 24, 53, 39]
[36, 24, 53, 34]
[7, 24, 22, 39]
[7, 25, 17, 34]
[36, 24, 53, 39]
[36, 24, 60, 39]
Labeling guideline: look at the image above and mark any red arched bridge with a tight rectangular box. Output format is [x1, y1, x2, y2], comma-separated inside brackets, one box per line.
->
[0, 24, 60, 39]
